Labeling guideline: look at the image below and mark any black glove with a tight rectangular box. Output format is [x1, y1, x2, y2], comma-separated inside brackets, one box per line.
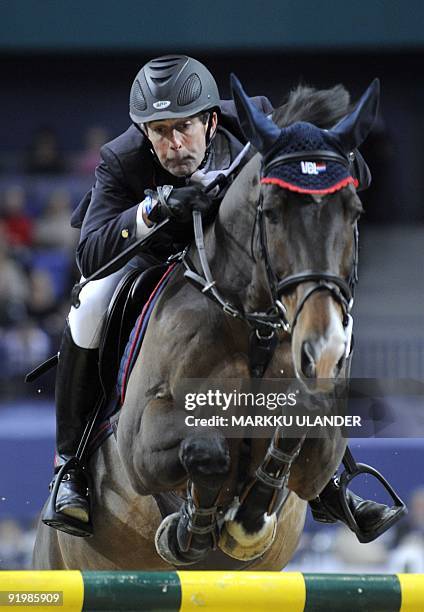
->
[146, 185, 212, 225]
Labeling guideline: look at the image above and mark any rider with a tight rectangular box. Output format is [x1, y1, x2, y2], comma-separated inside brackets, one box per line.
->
[45, 54, 402, 541]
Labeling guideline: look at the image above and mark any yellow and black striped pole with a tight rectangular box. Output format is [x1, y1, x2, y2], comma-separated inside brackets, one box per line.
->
[0, 571, 423, 611]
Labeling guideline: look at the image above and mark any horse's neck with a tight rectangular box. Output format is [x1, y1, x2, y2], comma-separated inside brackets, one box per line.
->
[201, 154, 270, 310]
[217, 154, 261, 226]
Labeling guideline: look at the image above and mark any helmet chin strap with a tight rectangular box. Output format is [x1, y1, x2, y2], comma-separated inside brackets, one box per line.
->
[205, 113, 216, 147]
[198, 113, 217, 171]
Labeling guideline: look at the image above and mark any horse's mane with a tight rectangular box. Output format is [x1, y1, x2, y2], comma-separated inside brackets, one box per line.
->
[272, 84, 350, 129]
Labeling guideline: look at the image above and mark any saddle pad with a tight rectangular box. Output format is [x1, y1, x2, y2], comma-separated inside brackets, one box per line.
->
[118, 262, 178, 404]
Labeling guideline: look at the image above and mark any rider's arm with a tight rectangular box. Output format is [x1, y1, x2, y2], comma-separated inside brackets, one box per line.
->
[136, 194, 156, 236]
[76, 146, 142, 278]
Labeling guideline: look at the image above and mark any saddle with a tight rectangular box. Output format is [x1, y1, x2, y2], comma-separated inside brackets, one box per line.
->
[98, 264, 169, 400]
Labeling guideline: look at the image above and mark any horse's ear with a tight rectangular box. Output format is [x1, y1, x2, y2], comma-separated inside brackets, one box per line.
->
[329, 78, 380, 151]
[230, 73, 281, 154]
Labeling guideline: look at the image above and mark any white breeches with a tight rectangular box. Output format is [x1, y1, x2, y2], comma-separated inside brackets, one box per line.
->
[68, 268, 128, 349]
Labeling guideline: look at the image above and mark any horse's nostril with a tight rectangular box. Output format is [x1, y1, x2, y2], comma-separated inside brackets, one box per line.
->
[301, 341, 316, 378]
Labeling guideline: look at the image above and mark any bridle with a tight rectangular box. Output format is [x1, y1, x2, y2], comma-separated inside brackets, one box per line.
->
[183, 148, 359, 340]
[255, 148, 359, 337]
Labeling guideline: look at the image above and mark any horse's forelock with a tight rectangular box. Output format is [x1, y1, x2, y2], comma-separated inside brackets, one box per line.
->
[272, 84, 350, 130]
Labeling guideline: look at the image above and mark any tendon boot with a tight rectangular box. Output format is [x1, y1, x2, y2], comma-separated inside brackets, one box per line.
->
[309, 474, 406, 543]
[42, 324, 103, 537]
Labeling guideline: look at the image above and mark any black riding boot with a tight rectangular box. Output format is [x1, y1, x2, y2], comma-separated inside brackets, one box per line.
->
[309, 474, 405, 543]
[42, 324, 103, 537]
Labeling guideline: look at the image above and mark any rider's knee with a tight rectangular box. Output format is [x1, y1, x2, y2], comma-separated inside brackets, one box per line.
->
[68, 270, 126, 349]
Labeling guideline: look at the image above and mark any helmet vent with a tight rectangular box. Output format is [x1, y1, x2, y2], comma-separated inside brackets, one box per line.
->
[178, 73, 202, 106]
[149, 58, 182, 77]
[130, 81, 147, 112]
[150, 57, 181, 66]
[150, 76, 173, 85]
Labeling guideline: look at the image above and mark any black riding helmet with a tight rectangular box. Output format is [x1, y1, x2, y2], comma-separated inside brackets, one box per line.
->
[129, 55, 221, 124]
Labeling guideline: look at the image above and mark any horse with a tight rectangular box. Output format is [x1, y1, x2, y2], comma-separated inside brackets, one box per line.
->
[33, 74, 379, 570]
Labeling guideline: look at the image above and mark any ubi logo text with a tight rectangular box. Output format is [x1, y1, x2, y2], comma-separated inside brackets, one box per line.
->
[300, 161, 325, 175]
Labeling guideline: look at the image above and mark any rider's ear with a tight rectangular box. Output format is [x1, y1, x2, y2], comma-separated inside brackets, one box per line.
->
[329, 79, 380, 152]
[230, 73, 281, 154]
[210, 112, 218, 139]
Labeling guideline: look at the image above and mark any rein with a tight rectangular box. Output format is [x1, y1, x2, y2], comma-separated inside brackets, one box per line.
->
[183, 211, 283, 331]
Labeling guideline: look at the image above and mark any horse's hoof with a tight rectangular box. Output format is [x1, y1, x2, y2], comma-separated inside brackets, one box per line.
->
[218, 513, 277, 561]
[155, 513, 198, 566]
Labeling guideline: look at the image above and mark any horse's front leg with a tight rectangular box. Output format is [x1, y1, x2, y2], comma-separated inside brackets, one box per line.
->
[219, 427, 306, 561]
[155, 430, 232, 565]
[118, 396, 232, 565]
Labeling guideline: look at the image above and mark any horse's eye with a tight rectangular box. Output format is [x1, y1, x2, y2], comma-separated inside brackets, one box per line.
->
[264, 208, 280, 224]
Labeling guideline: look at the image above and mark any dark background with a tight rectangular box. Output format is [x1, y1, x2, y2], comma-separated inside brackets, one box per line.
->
[2, 0, 424, 223]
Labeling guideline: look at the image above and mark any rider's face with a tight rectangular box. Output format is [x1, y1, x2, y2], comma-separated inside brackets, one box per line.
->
[145, 112, 217, 177]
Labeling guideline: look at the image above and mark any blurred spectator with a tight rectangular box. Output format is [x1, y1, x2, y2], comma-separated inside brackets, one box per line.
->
[34, 188, 78, 251]
[30, 248, 72, 302]
[0, 518, 37, 570]
[26, 268, 69, 345]
[75, 126, 108, 175]
[27, 268, 73, 352]
[391, 486, 424, 544]
[26, 268, 57, 326]
[333, 525, 388, 569]
[24, 127, 66, 175]
[1, 185, 33, 252]
[38, 299, 69, 351]
[0, 224, 29, 325]
[0, 318, 50, 378]
[0, 519, 27, 569]
[388, 486, 424, 572]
